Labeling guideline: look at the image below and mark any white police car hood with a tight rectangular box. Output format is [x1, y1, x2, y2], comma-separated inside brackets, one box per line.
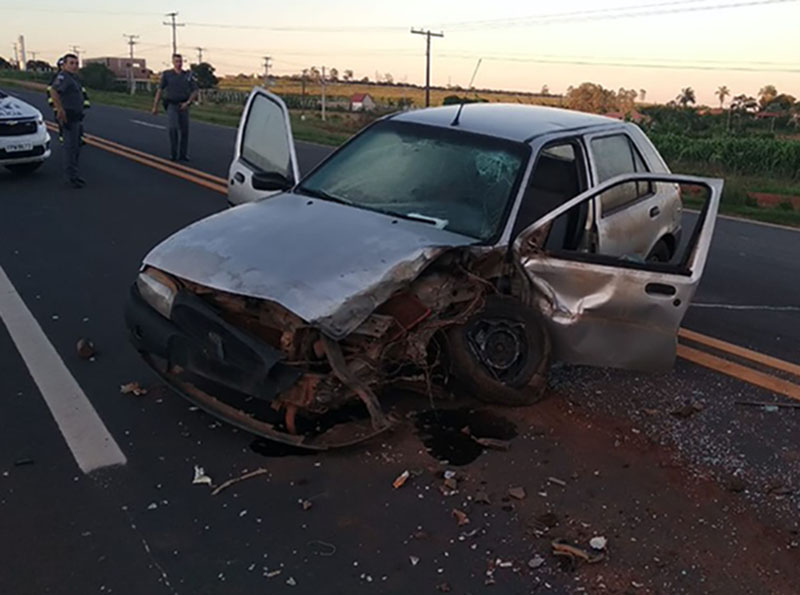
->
[0, 91, 42, 121]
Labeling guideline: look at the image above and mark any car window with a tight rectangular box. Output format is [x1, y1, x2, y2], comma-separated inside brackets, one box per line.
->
[298, 121, 528, 242]
[591, 134, 651, 216]
[240, 93, 293, 179]
[512, 141, 583, 239]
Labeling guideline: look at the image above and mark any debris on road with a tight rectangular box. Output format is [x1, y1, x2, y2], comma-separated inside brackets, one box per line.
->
[589, 536, 608, 550]
[300, 499, 313, 511]
[265, 569, 281, 578]
[192, 465, 213, 486]
[474, 437, 511, 451]
[120, 382, 148, 396]
[211, 468, 268, 496]
[452, 508, 470, 526]
[475, 490, 491, 504]
[147, 502, 158, 510]
[735, 400, 800, 410]
[307, 540, 337, 557]
[551, 539, 605, 564]
[508, 486, 526, 500]
[443, 470, 457, 480]
[393, 470, 411, 489]
[76, 338, 96, 359]
[13, 458, 34, 466]
[528, 554, 545, 569]
[547, 476, 567, 487]
[409, 555, 420, 566]
[286, 576, 297, 586]
[670, 400, 704, 418]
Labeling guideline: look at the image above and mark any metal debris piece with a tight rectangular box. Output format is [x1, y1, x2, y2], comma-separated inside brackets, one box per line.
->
[496, 559, 513, 568]
[508, 486, 526, 500]
[409, 555, 420, 566]
[192, 465, 213, 486]
[286, 577, 297, 586]
[475, 437, 511, 451]
[211, 468, 268, 496]
[452, 508, 470, 526]
[120, 382, 148, 396]
[547, 476, 567, 487]
[589, 536, 608, 550]
[393, 470, 411, 489]
[76, 338, 96, 359]
[443, 470, 457, 480]
[551, 539, 605, 564]
[300, 499, 313, 511]
[147, 502, 158, 510]
[528, 554, 545, 569]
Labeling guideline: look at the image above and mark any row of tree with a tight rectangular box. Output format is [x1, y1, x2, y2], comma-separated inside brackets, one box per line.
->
[675, 84, 796, 114]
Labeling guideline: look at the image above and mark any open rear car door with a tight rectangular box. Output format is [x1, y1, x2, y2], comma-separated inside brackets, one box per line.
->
[513, 173, 722, 371]
[227, 88, 300, 206]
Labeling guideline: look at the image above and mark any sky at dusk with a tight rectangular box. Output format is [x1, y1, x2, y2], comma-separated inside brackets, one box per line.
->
[1, 0, 798, 105]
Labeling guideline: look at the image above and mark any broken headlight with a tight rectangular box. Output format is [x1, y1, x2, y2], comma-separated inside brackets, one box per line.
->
[137, 268, 177, 319]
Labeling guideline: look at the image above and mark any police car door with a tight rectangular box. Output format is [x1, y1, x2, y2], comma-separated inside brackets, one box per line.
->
[228, 88, 300, 206]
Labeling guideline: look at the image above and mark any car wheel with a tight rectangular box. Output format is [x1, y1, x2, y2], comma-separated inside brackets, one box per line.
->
[446, 295, 551, 406]
[646, 239, 672, 263]
[5, 161, 43, 174]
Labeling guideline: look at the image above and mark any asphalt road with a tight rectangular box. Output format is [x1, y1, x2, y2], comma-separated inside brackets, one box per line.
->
[2, 88, 800, 594]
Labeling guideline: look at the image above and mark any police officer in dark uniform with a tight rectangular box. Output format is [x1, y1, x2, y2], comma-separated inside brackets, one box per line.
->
[47, 57, 65, 142]
[50, 53, 86, 188]
[152, 53, 199, 162]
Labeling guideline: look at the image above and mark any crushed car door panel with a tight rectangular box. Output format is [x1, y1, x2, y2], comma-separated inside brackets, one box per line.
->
[227, 88, 300, 206]
[514, 173, 722, 371]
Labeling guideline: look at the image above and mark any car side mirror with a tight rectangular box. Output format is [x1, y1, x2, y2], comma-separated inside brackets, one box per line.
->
[251, 171, 293, 192]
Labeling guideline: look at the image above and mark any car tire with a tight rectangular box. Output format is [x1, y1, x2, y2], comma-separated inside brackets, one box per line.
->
[446, 295, 551, 406]
[5, 161, 43, 174]
[646, 239, 672, 263]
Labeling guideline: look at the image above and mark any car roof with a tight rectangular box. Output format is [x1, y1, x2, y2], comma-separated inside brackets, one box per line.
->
[389, 103, 622, 143]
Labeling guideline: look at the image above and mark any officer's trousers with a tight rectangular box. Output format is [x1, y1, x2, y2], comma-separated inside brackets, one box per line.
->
[63, 117, 83, 181]
[166, 103, 190, 160]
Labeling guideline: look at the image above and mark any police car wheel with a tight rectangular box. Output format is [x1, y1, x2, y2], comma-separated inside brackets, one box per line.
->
[5, 162, 43, 174]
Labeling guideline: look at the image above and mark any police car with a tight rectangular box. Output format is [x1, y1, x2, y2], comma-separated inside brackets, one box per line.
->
[0, 89, 51, 173]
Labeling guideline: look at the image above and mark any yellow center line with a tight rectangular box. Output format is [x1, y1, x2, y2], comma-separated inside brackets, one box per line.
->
[47, 122, 800, 400]
[677, 344, 800, 402]
[679, 327, 800, 378]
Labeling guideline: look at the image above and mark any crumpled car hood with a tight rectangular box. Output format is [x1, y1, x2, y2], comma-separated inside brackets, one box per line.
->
[144, 192, 475, 338]
[0, 93, 41, 121]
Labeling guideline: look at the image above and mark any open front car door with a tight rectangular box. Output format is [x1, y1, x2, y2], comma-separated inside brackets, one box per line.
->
[513, 173, 723, 371]
[227, 88, 300, 206]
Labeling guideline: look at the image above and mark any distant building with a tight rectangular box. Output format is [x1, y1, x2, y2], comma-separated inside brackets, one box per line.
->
[84, 56, 153, 87]
[350, 93, 376, 112]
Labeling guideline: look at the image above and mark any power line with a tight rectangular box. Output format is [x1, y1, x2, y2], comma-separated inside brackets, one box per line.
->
[436, 0, 799, 30]
[182, 22, 404, 32]
[163, 11, 185, 56]
[411, 29, 444, 107]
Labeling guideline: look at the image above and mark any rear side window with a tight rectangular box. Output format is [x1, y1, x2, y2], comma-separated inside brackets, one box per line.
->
[591, 134, 652, 216]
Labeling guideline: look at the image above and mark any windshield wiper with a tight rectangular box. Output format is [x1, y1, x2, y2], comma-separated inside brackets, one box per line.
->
[296, 186, 353, 206]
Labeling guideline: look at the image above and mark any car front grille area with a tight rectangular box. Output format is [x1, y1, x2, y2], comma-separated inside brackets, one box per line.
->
[0, 119, 38, 137]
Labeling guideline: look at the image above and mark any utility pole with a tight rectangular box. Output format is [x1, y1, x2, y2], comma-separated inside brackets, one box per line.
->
[163, 12, 184, 56]
[195, 46, 205, 64]
[262, 56, 271, 86]
[321, 66, 326, 122]
[18, 35, 27, 71]
[123, 34, 139, 95]
[410, 28, 443, 107]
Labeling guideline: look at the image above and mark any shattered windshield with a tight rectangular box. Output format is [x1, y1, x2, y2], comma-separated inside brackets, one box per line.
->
[297, 121, 528, 241]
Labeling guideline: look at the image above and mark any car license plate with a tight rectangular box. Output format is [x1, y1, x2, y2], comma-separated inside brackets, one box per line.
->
[5, 143, 33, 153]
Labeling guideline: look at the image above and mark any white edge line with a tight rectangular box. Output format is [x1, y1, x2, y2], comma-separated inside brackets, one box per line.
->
[0, 265, 126, 473]
[685, 207, 800, 233]
[131, 119, 167, 130]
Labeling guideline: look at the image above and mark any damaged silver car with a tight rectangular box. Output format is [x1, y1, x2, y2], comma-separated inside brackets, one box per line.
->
[125, 89, 722, 449]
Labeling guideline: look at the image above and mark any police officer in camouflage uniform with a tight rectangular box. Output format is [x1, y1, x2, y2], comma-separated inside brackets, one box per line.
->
[50, 53, 86, 188]
[152, 54, 199, 162]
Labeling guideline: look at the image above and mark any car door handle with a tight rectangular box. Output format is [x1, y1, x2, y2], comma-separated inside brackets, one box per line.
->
[233, 172, 245, 184]
[649, 205, 660, 218]
[645, 283, 676, 297]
